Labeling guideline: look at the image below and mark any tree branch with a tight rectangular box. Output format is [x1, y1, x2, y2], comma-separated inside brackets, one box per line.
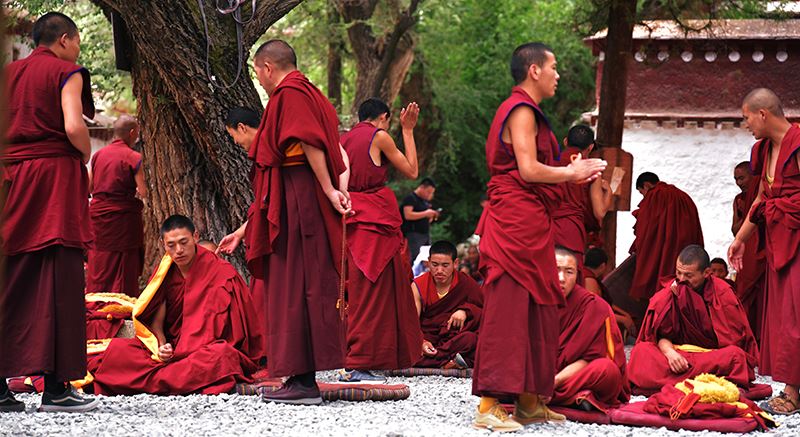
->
[369, 0, 420, 97]
[243, 0, 304, 47]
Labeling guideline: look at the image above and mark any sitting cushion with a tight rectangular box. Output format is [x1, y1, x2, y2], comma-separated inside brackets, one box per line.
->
[384, 368, 472, 378]
[609, 402, 760, 433]
[236, 381, 410, 402]
[549, 405, 612, 424]
[741, 383, 773, 401]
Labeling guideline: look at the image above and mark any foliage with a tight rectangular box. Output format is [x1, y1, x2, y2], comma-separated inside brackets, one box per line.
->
[415, 0, 596, 242]
[5, 0, 135, 113]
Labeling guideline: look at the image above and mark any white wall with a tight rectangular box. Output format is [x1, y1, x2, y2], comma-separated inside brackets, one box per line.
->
[615, 123, 756, 271]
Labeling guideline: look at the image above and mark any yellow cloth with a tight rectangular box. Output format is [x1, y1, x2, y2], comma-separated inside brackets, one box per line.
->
[675, 373, 739, 404]
[85, 292, 137, 307]
[132, 254, 174, 361]
[674, 344, 712, 353]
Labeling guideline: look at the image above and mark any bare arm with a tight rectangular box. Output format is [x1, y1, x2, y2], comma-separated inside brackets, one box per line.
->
[61, 73, 91, 164]
[338, 144, 351, 195]
[375, 102, 420, 179]
[590, 178, 613, 222]
[507, 106, 606, 184]
[134, 164, 147, 198]
[217, 220, 247, 255]
[87, 165, 93, 193]
[728, 179, 765, 270]
[584, 276, 603, 296]
[150, 301, 168, 346]
[301, 143, 351, 215]
[411, 281, 422, 317]
[403, 204, 437, 221]
[554, 359, 589, 388]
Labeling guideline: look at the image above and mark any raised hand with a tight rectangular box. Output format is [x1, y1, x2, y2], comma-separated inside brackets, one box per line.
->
[399, 102, 420, 131]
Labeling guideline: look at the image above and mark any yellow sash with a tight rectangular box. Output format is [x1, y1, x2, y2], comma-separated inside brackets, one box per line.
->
[133, 254, 173, 361]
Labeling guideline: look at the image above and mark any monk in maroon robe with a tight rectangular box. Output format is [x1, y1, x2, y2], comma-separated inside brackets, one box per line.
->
[630, 173, 704, 300]
[551, 247, 629, 411]
[0, 12, 99, 412]
[340, 98, 423, 382]
[412, 241, 482, 369]
[729, 88, 800, 415]
[91, 216, 265, 395]
[86, 115, 146, 297]
[731, 161, 765, 342]
[218, 40, 350, 405]
[629, 245, 758, 396]
[471, 42, 606, 431]
[552, 124, 613, 281]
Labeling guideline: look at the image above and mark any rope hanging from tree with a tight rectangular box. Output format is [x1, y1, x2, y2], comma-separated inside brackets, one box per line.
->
[198, 0, 256, 89]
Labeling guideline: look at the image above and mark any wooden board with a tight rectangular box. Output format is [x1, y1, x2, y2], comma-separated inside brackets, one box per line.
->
[595, 147, 634, 212]
[602, 253, 649, 322]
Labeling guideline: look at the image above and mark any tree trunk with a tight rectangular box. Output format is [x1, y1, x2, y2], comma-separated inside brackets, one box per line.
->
[398, 57, 439, 171]
[334, 0, 420, 118]
[326, 1, 344, 112]
[90, 0, 302, 275]
[596, 0, 636, 148]
[596, 0, 637, 267]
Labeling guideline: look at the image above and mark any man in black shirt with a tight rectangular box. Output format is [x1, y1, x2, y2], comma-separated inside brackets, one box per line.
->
[401, 178, 439, 263]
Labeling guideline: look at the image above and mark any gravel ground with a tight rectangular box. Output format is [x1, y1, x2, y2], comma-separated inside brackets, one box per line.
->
[2, 353, 799, 436]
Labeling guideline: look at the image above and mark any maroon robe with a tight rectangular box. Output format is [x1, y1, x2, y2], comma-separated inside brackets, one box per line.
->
[628, 277, 758, 395]
[472, 87, 564, 398]
[245, 71, 346, 377]
[413, 271, 483, 368]
[553, 145, 590, 280]
[341, 121, 423, 370]
[629, 182, 704, 300]
[91, 247, 265, 395]
[87, 139, 144, 297]
[750, 124, 800, 385]
[734, 181, 765, 342]
[552, 285, 629, 411]
[0, 46, 94, 381]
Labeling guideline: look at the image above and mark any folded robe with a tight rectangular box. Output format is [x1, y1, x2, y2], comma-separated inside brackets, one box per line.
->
[91, 247, 265, 395]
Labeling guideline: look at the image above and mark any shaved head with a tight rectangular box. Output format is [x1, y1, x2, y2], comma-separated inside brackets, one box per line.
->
[510, 42, 553, 84]
[33, 12, 78, 46]
[113, 115, 139, 145]
[743, 88, 784, 117]
[254, 39, 297, 71]
[735, 161, 751, 172]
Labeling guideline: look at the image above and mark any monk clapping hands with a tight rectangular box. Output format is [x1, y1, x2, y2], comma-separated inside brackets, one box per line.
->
[568, 153, 607, 185]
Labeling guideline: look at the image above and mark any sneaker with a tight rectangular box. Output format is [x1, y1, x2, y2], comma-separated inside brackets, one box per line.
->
[473, 405, 523, 432]
[337, 369, 387, 384]
[513, 400, 566, 424]
[39, 386, 99, 413]
[0, 389, 25, 413]
[262, 379, 322, 406]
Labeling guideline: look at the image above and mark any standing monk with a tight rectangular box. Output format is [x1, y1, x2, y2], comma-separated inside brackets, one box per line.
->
[471, 42, 606, 431]
[86, 115, 146, 297]
[217, 40, 351, 405]
[629, 172, 704, 300]
[729, 88, 800, 415]
[0, 12, 99, 412]
[731, 161, 765, 342]
[339, 98, 423, 383]
[552, 124, 613, 279]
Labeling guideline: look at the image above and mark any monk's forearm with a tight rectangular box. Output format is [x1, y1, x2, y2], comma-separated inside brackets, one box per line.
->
[235, 221, 247, 238]
[554, 359, 589, 388]
[519, 160, 576, 184]
[151, 302, 168, 346]
[657, 338, 675, 355]
[401, 128, 419, 179]
[338, 144, 350, 191]
[301, 143, 335, 194]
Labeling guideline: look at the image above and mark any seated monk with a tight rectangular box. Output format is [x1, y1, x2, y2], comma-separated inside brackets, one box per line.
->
[412, 241, 483, 369]
[709, 257, 736, 288]
[628, 245, 759, 396]
[583, 247, 637, 342]
[90, 215, 265, 395]
[551, 246, 629, 411]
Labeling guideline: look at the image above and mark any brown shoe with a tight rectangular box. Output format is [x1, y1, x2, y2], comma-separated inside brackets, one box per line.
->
[261, 378, 322, 406]
[473, 405, 523, 432]
[513, 401, 566, 424]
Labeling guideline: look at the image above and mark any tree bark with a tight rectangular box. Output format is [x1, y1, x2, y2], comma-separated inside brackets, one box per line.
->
[595, 0, 636, 148]
[327, 1, 344, 112]
[90, 0, 302, 275]
[334, 0, 420, 117]
[398, 57, 438, 171]
[596, 0, 636, 267]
